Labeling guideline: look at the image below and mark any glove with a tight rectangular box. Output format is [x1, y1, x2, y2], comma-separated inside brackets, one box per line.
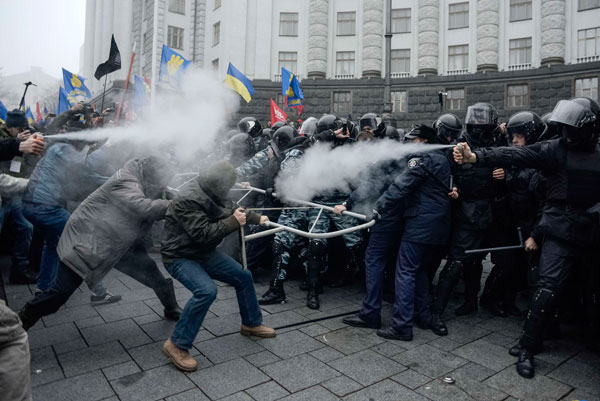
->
[366, 209, 381, 221]
[264, 188, 276, 199]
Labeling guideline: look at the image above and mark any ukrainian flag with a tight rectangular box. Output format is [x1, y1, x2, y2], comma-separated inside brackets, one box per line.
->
[25, 107, 35, 125]
[225, 63, 254, 103]
[0, 100, 7, 124]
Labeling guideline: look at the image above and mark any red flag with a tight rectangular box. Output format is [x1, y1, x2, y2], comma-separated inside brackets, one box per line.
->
[35, 102, 42, 123]
[270, 98, 287, 126]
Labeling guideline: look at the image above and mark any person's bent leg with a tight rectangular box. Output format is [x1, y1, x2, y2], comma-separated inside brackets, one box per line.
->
[0, 308, 32, 401]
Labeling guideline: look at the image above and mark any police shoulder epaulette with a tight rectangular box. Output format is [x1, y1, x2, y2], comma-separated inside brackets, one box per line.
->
[408, 157, 422, 168]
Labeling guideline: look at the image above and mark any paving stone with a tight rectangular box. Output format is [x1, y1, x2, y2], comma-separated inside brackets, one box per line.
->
[164, 388, 210, 401]
[57, 341, 131, 377]
[30, 346, 59, 370]
[245, 380, 290, 401]
[450, 362, 497, 382]
[452, 339, 517, 372]
[196, 332, 265, 364]
[278, 385, 339, 401]
[261, 310, 309, 328]
[134, 312, 164, 326]
[480, 332, 518, 348]
[417, 375, 507, 401]
[535, 339, 582, 366]
[191, 329, 215, 344]
[476, 316, 524, 338]
[75, 315, 106, 329]
[243, 350, 281, 367]
[261, 354, 340, 393]
[120, 332, 154, 349]
[317, 326, 385, 355]
[42, 304, 100, 327]
[427, 336, 462, 352]
[128, 341, 206, 370]
[209, 297, 242, 316]
[217, 392, 254, 401]
[95, 300, 154, 322]
[298, 323, 331, 337]
[141, 319, 178, 342]
[369, 341, 408, 357]
[390, 369, 432, 389]
[102, 361, 142, 381]
[258, 296, 307, 314]
[309, 346, 345, 363]
[329, 349, 406, 386]
[444, 320, 492, 344]
[484, 366, 573, 401]
[560, 389, 599, 401]
[80, 319, 146, 346]
[344, 379, 430, 401]
[547, 351, 600, 396]
[394, 344, 468, 378]
[52, 337, 89, 355]
[28, 322, 82, 349]
[257, 330, 324, 359]
[187, 358, 270, 399]
[32, 370, 114, 401]
[202, 314, 243, 336]
[30, 366, 65, 388]
[215, 285, 237, 300]
[111, 365, 196, 401]
[321, 375, 363, 396]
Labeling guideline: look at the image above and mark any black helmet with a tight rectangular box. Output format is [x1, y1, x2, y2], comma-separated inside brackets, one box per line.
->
[271, 121, 286, 133]
[404, 124, 437, 143]
[261, 128, 273, 140]
[316, 114, 342, 133]
[359, 113, 386, 138]
[540, 112, 560, 141]
[271, 125, 295, 158]
[225, 133, 255, 166]
[384, 126, 400, 141]
[465, 103, 499, 146]
[238, 117, 262, 138]
[506, 111, 546, 146]
[549, 97, 600, 151]
[433, 113, 463, 144]
[299, 117, 318, 137]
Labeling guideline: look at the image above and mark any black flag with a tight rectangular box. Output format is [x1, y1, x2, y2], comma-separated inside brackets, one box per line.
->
[94, 34, 121, 80]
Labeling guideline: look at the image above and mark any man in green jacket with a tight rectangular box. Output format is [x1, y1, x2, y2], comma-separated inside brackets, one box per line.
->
[161, 161, 275, 372]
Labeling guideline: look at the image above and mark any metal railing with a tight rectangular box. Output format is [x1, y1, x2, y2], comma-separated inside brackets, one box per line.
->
[577, 55, 600, 63]
[274, 74, 302, 82]
[390, 72, 410, 78]
[446, 69, 469, 76]
[334, 74, 355, 80]
[507, 63, 532, 71]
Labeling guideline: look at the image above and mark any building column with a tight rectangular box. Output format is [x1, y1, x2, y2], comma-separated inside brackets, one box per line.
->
[307, 0, 329, 79]
[83, 0, 96, 79]
[540, 0, 566, 66]
[362, 0, 384, 78]
[417, 0, 439, 76]
[476, 0, 499, 72]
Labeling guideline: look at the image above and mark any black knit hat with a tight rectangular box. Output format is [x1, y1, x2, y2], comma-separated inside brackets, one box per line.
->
[6, 110, 28, 128]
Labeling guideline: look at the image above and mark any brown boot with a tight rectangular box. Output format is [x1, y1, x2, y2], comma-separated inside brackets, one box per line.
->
[240, 324, 276, 338]
[162, 339, 198, 372]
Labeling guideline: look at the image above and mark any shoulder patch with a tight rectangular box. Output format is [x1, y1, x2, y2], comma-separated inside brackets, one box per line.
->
[255, 153, 262, 158]
[408, 157, 421, 169]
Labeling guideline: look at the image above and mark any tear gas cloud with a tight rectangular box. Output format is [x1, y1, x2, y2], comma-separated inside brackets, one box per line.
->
[275, 141, 453, 208]
[47, 69, 239, 168]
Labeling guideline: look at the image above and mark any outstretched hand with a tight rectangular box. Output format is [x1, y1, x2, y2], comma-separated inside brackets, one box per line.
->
[453, 143, 477, 164]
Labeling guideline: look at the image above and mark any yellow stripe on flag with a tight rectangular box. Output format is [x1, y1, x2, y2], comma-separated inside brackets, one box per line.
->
[225, 75, 252, 103]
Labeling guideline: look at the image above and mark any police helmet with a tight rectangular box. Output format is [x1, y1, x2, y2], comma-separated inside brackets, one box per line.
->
[465, 103, 499, 146]
[316, 114, 342, 134]
[238, 117, 263, 138]
[433, 113, 463, 144]
[384, 126, 401, 141]
[299, 117, 318, 137]
[271, 125, 295, 158]
[506, 111, 546, 146]
[549, 97, 600, 151]
[226, 133, 255, 160]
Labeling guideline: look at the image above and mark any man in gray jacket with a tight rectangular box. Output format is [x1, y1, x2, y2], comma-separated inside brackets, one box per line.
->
[18, 156, 182, 330]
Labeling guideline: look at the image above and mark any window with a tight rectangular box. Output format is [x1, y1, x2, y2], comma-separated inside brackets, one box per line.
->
[337, 12, 356, 36]
[509, 37, 532, 65]
[335, 51, 355, 77]
[167, 26, 184, 50]
[507, 84, 529, 108]
[212, 22, 220, 46]
[211, 58, 219, 71]
[214, 0, 221, 10]
[278, 52, 298, 73]
[279, 12, 299, 36]
[449, 2, 469, 29]
[510, 0, 532, 21]
[391, 49, 411, 73]
[391, 91, 407, 113]
[392, 8, 411, 33]
[446, 88, 465, 110]
[448, 45, 469, 71]
[276, 93, 285, 105]
[332, 91, 352, 114]
[575, 77, 599, 100]
[168, 0, 185, 14]
[579, 0, 600, 11]
[578, 27, 600, 59]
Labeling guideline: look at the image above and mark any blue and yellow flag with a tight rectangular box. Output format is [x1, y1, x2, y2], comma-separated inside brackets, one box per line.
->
[281, 68, 304, 109]
[225, 63, 254, 103]
[44, 105, 48, 115]
[62, 68, 92, 103]
[158, 45, 190, 88]
[25, 107, 35, 125]
[57, 87, 72, 115]
[0, 100, 7, 124]
[134, 75, 151, 110]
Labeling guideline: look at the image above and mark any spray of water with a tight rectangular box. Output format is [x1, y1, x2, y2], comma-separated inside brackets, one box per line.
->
[275, 140, 453, 204]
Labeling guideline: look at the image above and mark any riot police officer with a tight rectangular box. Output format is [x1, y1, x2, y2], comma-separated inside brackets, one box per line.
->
[433, 113, 463, 145]
[238, 117, 265, 151]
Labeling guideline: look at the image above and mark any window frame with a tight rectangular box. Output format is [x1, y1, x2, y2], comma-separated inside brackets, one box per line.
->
[579, 0, 600, 11]
[335, 51, 356, 77]
[278, 51, 298, 74]
[279, 12, 299, 37]
[391, 8, 411, 34]
[509, 0, 532, 22]
[336, 11, 356, 36]
[214, 0, 221, 10]
[446, 88, 466, 111]
[506, 83, 530, 109]
[509, 37, 533, 65]
[212, 21, 220, 47]
[168, 0, 185, 15]
[577, 27, 600, 59]
[391, 90, 408, 113]
[167, 25, 184, 50]
[211, 58, 219, 71]
[448, 44, 469, 71]
[574, 76, 599, 100]
[390, 49, 411, 73]
[448, 2, 469, 30]
[331, 91, 353, 114]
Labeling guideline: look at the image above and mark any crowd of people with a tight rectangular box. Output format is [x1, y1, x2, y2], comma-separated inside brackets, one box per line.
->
[0, 94, 599, 400]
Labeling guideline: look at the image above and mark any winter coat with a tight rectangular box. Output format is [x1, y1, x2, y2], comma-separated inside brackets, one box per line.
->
[0, 174, 28, 208]
[57, 159, 170, 288]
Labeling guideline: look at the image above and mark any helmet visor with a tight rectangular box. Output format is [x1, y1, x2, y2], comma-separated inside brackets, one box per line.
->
[465, 105, 497, 125]
[300, 118, 317, 136]
[359, 117, 377, 131]
[549, 100, 597, 128]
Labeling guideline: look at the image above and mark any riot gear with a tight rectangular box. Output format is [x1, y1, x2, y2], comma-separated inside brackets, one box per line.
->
[404, 124, 437, 143]
[506, 111, 547, 146]
[271, 126, 295, 158]
[316, 114, 342, 134]
[225, 133, 255, 167]
[359, 113, 386, 138]
[238, 117, 263, 138]
[383, 126, 400, 141]
[270, 121, 286, 134]
[465, 103, 499, 147]
[433, 113, 463, 145]
[299, 117, 318, 137]
[540, 112, 561, 141]
[549, 97, 600, 151]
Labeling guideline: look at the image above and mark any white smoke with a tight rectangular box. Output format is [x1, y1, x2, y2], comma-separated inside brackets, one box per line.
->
[275, 140, 453, 203]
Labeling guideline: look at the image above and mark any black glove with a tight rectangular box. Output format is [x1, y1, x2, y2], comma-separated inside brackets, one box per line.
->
[366, 209, 381, 221]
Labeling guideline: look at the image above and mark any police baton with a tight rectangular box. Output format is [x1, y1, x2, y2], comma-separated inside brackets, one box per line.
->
[464, 227, 524, 255]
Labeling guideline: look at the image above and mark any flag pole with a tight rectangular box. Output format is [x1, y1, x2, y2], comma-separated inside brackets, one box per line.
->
[100, 74, 108, 112]
[116, 42, 137, 123]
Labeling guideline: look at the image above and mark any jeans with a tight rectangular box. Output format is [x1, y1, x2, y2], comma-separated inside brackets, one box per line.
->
[165, 251, 263, 350]
[0, 196, 33, 274]
[22, 202, 70, 291]
[359, 229, 402, 324]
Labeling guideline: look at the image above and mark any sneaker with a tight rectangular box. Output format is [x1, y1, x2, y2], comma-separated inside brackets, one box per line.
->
[240, 324, 276, 338]
[162, 339, 198, 372]
[90, 292, 122, 305]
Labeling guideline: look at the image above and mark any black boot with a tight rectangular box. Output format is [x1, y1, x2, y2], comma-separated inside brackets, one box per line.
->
[431, 260, 463, 336]
[509, 342, 543, 357]
[306, 241, 324, 310]
[259, 280, 286, 305]
[430, 313, 448, 336]
[155, 278, 182, 321]
[455, 260, 481, 316]
[516, 348, 535, 378]
[9, 269, 37, 285]
[18, 304, 40, 331]
[479, 265, 508, 317]
[331, 244, 364, 288]
[259, 247, 288, 305]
